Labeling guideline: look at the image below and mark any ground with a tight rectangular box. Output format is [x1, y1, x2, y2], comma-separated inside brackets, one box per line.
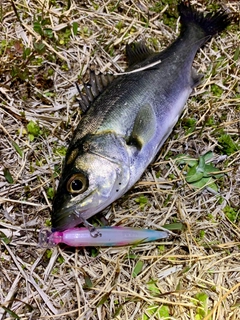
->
[0, 0, 239, 319]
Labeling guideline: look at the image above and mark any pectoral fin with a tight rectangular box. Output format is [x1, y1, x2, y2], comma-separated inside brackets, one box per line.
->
[128, 103, 157, 150]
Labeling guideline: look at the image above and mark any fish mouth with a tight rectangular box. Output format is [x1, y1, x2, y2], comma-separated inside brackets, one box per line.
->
[51, 190, 99, 232]
[51, 208, 84, 231]
[51, 189, 104, 231]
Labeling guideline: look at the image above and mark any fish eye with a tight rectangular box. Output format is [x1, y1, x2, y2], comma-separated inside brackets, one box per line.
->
[67, 173, 88, 194]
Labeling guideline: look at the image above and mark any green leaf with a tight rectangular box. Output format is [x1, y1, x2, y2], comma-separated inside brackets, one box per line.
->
[11, 141, 23, 157]
[162, 222, 186, 231]
[204, 164, 224, 178]
[198, 230, 205, 239]
[113, 304, 124, 317]
[202, 151, 214, 162]
[27, 121, 40, 135]
[182, 117, 196, 134]
[45, 219, 51, 227]
[44, 28, 53, 38]
[3, 168, 14, 184]
[27, 120, 41, 141]
[46, 249, 52, 259]
[233, 46, 240, 61]
[203, 163, 218, 175]
[72, 22, 78, 35]
[211, 84, 223, 96]
[147, 279, 160, 295]
[159, 305, 170, 318]
[195, 292, 208, 304]
[145, 305, 170, 318]
[218, 133, 239, 155]
[194, 292, 209, 319]
[33, 41, 46, 54]
[174, 154, 197, 167]
[198, 156, 206, 172]
[33, 21, 43, 35]
[135, 195, 148, 207]
[11, 66, 29, 81]
[23, 47, 31, 59]
[1, 307, 20, 319]
[186, 164, 204, 183]
[0, 231, 11, 244]
[28, 134, 35, 142]
[176, 279, 182, 291]
[84, 275, 93, 288]
[191, 177, 218, 191]
[54, 146, 67, 156]
[57, 255, 64, 264]
[89, 247, 99, 257]
[223, 205, 239, 223]
[41, 18, 51, 26]
[96, 292, 110, 307]
[186, 156, 207, 183]
[132, 260, 144, 278]
[46, 187, 54, 200]
[176, 151, 224, 193]
[66, 0, 71, 10]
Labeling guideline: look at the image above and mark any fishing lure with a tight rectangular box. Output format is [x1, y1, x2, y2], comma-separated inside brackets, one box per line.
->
[39, 226, 169, 247]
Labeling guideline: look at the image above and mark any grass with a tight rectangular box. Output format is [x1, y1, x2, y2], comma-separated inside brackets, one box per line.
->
[0, 0, 240, 319]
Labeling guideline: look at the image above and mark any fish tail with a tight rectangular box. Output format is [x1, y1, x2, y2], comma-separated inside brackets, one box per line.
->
[178, 1, 231, 43]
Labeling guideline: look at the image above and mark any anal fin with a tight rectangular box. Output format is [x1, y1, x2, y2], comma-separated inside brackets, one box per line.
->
[191, 67, 203, 88]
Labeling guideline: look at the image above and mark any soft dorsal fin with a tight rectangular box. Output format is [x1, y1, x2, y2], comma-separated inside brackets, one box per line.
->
[126, 41, 154, 67]
[76, 70, 115, 113]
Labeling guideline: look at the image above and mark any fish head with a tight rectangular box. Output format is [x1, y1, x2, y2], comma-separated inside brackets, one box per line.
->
[51, 149, 129, 231]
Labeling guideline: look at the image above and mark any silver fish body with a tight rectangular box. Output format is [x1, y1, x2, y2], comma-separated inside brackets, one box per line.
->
[51, 2, 230, 231]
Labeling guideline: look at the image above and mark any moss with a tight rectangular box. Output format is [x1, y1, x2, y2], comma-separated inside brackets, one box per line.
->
[149, 0, 179, 28]
[223, 205, 239, 223]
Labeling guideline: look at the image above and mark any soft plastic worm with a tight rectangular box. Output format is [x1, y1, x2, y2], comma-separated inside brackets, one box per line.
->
[39, 226, 169, 247]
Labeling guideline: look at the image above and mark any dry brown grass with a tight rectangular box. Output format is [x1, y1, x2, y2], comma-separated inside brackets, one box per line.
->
[0, 0, 240, 319]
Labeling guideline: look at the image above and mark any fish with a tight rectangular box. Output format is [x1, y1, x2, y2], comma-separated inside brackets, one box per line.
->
[51, 1, 230, 231]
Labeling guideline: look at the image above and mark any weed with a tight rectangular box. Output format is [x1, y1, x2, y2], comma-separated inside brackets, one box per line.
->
[192, 292, 209, 319]
[217, 133, 240, 155]
[223, 205, 239, 223]
[140, 304, 170, 320]
[135, 195, 148, 208]
[27, 120, 42, 141]
[46, 187, 55, 200]
[175, 151, 225, 192]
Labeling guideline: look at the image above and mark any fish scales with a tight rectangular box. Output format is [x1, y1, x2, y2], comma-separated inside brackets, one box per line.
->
[51, 1, 231, 231]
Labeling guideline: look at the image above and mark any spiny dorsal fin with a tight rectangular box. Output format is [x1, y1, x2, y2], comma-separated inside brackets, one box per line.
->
[76, 70, 115, 113]
[126, 41, 154, 67]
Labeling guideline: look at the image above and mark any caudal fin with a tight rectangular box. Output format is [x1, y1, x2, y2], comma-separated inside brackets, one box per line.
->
[178, 1, 231, 42]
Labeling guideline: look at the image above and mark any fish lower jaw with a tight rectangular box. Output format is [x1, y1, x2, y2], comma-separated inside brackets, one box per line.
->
[51, 205, 104, 231]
